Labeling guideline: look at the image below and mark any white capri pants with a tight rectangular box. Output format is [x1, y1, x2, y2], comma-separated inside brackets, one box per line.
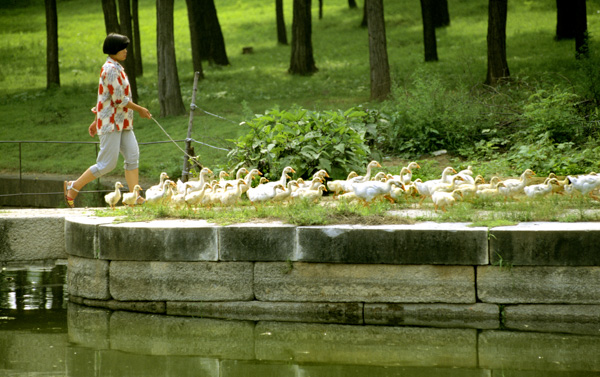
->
[90, 130, 139, 178]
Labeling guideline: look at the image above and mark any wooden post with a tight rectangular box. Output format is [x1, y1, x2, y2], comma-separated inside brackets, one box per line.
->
[182, 71, 200, 182]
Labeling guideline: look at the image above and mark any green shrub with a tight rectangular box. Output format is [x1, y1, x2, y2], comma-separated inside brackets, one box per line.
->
[379, 70, 489, 157]
[226, 107, 378, 180]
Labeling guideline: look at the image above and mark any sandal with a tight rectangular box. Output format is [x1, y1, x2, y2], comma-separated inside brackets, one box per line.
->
[63, 181, 79, 208]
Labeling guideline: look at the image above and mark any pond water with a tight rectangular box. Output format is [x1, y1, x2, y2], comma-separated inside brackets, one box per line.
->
[1, 264, 600, 377]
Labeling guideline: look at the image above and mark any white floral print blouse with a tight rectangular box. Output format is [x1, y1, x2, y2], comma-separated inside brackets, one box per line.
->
[92, 57, 133, 135]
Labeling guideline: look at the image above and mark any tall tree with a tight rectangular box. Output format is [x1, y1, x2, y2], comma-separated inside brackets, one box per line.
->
[573, 0, 588, 59]
[349, 0, 357, 8]
[319, 0, 323, 20]
[132, 0, 143, 76]
[289, 0, 317, 75]
[185, 0, 205, 78]
[485, 0, 509, 85]
[101, 0, 120, 34]
[45, 0, 60, 88]
[157, 0, 186, 116]
[432, 0, 450, 28]
[276, 0, 288, 45]
[420, 0, 438, 62]
[555, 0, 577, 40]
[195, 0, 229, 65]
[361, 0, 368, 28]
[118, 0, 138, 103]
[366, 0, 390, 100]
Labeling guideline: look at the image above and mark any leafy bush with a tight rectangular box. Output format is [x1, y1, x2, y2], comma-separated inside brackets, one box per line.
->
[379, 70, 489, 157]
[227, 107, 379, 180]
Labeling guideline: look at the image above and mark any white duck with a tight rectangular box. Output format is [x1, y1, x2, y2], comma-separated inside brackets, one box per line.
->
[146, 172, 169, 195]
[476, 182, 507, 197]
[476, 176, 501, 192]
[121, 184, 143, 207]
[351, 178, 404, 203]
[299, 184, 327, 203]
[104, 181, 124, 209]
[498, 169, 536, 200]
[220, 179, 246, 206]
[432, 189, 463, 212]
[247, 183, 286, 204]
[272, 180, 299, 202]
[291, 177, 324, 199]
[394, 161, 420, 184]
[170, 183, 190, 209]
[455, 176, 486, 198]
[352, 160, 382, 183]
[240, 169, 263, 194]
[218, 170, 230, 186]
[263, 166, 296, 190]
[524, 178, 559, 198]
[566, 173, 600, 199]
[187, 167, 214, 192]
[327, 171, 358, 197]
[146, 180, 175, 205]
[185, 182, 211, 209]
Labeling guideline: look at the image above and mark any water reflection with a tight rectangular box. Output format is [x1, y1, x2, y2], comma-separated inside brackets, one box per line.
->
[1, 265, 600, 377]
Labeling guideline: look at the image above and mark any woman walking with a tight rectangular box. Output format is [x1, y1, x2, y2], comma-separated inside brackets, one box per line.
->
[64, 33, 151, 208]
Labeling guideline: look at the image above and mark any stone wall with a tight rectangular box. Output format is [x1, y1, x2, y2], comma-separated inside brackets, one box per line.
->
[60, 216, 600, 334]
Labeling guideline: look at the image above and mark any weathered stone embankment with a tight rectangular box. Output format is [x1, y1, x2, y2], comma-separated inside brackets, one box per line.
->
[1, 208, 600, 334]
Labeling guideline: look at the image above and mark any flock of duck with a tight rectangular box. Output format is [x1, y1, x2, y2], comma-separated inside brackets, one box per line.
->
[103, 160, 600, 212]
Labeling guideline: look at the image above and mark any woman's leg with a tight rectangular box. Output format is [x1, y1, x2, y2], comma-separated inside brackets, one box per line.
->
[67, 132, 121, 200]
[120, 130, 143, 202]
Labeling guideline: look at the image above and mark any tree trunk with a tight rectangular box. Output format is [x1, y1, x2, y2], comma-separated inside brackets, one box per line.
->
[361, 0, 368, 28]
[432, 0, 450, 28]
[574, 0, 588, 59]
[276, 0, 288, 45]
[45, 0, 60, 88]
[132, 0, 143, 76]
[118, 0, 138, 103]
[366, 0, 390, 101]
[555, 0, 576, 40]
[199, 0, 230, 65]
[157, 0, 186, 116]
[420, 0, 438, 62]
[319, 0, 323, 20]
[185, 0, 205, 78]
[485, 0, 509, 86]
[289, 0, 318, 75]
[349, 0, 357, 8]
[101, 0, 120, 34]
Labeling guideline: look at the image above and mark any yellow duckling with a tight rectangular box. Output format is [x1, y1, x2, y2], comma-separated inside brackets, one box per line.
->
[122, 184, 143, 207]
[104, 181, 124, 210]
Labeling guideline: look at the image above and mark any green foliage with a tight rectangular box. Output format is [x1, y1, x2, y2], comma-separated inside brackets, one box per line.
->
[379, 70, 488, 156]
[227, 107, 377, 180]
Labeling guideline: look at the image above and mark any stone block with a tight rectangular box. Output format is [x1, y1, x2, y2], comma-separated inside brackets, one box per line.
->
[109, 261, 254, 301]
[297, 223, 489, 265]
[364, 303, 499, 329]
[0, 216, 65, 262]
[65, 217, 114, 259]
[167, 301, 363, 324]
[67, 255, 110, 300]
[109, 311, 255, 358]
[98, 220, 218, 261]
[477, 266, 600, 304]
[255, 321, 478, 367]
[255, 262, 475, 303]
[219, 223, 296, 261]
[504, 304, 600, 335]
[490, 222, 600, 266]
[479, 330, 600, 372]
[220, 360, 297, 377]
[67, 302, 111, 349]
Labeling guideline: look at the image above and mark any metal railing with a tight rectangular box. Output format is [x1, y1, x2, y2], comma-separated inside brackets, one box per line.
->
[0, 139, 187, 198]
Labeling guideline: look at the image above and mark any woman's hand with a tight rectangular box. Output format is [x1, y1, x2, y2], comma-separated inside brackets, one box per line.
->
[89, 119, 98, 137]
[138, 106, 152, 119]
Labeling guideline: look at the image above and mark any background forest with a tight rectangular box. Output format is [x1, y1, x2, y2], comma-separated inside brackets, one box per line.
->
[1, 0, 600, 184]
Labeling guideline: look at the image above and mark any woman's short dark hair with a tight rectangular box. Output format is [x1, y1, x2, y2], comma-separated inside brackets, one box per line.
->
[102, 33, 130, 55]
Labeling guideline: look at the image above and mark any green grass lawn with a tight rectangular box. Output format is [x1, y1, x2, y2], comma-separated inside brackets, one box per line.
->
[1, 0, 600, 183]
